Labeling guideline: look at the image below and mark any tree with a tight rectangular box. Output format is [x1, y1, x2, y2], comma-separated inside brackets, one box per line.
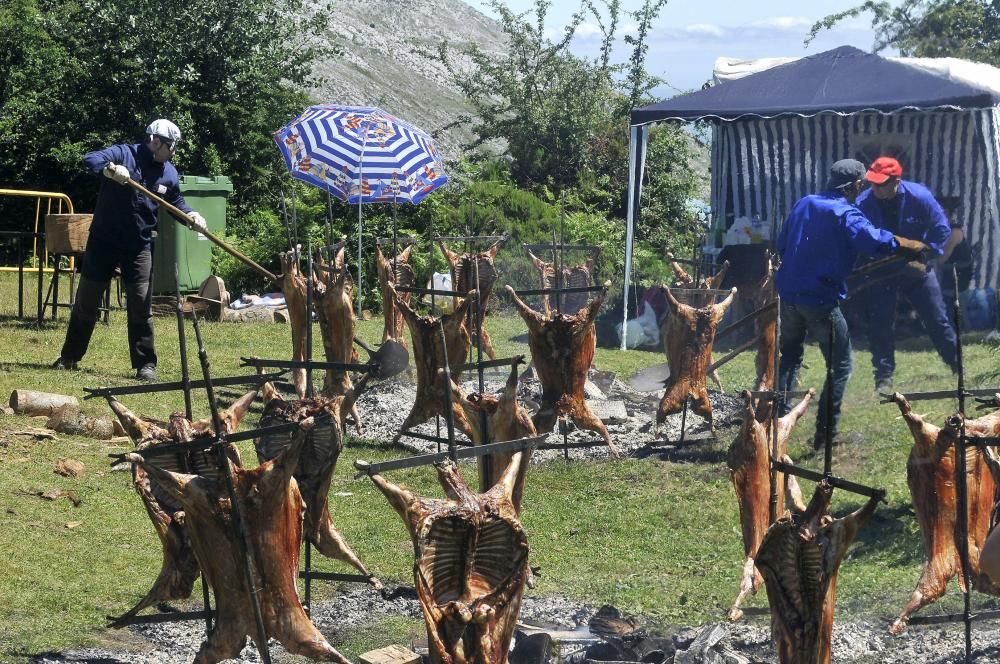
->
[808, 0, 1000, 65]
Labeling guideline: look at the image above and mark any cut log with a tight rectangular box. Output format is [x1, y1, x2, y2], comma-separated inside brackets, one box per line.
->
[887, 394, 1000, 634]
[254, 381, 380, 588]
[46, 403, 117, 440]
[507, 283, 618, 455]
[9, 390, 80, 416]
[726, 388, 814, 621]
[440, 237, 504, 359]
[366, 453, 529, 664]
[756, 480, 879, 664]
[125, 418, 351, 664]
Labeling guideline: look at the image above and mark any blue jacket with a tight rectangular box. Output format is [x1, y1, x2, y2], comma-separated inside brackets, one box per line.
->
[82, 143, 191, 250]
[855, 180, 950, 256]
[776, 190, 897, 305]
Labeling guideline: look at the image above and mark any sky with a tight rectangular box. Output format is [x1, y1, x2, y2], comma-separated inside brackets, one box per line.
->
[466, 0, 898, 96]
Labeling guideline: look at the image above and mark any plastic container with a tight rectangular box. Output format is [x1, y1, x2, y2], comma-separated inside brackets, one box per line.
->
[152, 175, 233, 294]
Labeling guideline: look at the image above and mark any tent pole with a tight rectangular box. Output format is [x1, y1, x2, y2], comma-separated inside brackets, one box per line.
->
[621, 124, 646, 350]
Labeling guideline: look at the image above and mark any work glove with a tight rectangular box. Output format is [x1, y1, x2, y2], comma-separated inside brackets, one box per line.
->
[102, 162, 131, 185]
[894, 235, 932, 262]
[189, 211, 208, 233]
[902, 260, 929, 280]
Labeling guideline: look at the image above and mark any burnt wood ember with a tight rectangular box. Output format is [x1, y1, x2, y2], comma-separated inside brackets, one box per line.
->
[126, 419, 351, 664]
[441, 238, 504, 360]
[313, 245, 363, 433]
[756, 480, 880, 664]
[105, 391, 256, 627]
[506, 283, 618, 456]
[254, 381, 380, 588]
[726, 388, 815, 621]
[887, 393, 1000, 635]
[656, 286, 737, 435]
[453, 355, 537, 504]
[525, 247, 599, 315]
[366, 453, 530, 664]
[376, 244, 416, 349]
[389, 282, 477, 445]
[279, 250, 309, 398]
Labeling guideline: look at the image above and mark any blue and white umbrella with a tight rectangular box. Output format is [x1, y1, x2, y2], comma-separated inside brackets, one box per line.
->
[274, 105, 448, 311]
[274, 105, 448, 204]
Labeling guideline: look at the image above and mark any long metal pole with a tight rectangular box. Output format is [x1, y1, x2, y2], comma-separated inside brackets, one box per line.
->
[439, 321, 457, 461]
[473, 257, 490, 490]
[952, 266, 972, 664]
[824, 315, 834, 477]
[768, 289, 781, 524]
[306, 242, 314, 399]
[191, 312, 271, 664]
[356, 124, 368, 318]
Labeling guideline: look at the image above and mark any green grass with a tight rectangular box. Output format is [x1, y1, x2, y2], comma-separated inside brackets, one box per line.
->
[1, 272, 999, 660]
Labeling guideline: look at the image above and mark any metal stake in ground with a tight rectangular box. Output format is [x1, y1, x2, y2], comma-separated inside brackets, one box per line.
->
[952, 265, 973, 664]
[306, 242, 314, 399]
[191, 311, 272, 664]
[768, 289, 781, 524]
[823, 316, 835, 477]
[439, 320, 458, 461]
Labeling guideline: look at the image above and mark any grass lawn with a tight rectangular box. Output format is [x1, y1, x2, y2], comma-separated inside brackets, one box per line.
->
[1, 271, 998, 661]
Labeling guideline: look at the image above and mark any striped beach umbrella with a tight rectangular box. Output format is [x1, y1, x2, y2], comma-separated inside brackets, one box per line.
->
[274, 105, 448, 204]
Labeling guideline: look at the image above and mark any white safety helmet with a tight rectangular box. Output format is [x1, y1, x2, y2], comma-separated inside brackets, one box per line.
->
[146, 119, 181, 145]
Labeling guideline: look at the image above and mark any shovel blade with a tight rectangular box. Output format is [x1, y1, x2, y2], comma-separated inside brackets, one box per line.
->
[363, 339, 409, 379]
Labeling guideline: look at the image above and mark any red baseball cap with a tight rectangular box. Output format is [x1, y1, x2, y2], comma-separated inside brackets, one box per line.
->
[866, 157, 903, 184]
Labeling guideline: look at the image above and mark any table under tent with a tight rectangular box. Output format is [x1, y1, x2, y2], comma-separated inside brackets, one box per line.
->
[621, 45, 1000, 348]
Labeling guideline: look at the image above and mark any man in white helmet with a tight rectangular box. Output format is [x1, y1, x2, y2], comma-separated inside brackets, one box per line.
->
[52, 119, 207, 382]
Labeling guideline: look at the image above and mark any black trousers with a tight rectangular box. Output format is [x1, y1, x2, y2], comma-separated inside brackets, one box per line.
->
[60, 240, 156, 369]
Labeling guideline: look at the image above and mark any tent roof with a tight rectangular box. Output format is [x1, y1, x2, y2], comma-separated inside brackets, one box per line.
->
[631, 45, 1000, 125]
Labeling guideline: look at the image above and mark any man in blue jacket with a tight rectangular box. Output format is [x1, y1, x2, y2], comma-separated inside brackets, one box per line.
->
[853, 157, 958, 392]
[776, 159, 927, 449]
[51, 119, 207, 382]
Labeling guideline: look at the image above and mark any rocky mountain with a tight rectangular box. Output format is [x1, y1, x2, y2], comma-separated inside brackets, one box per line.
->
[309, 0, 507, 159]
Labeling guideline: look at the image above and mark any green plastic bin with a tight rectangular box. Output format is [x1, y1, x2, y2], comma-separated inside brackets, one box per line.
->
[152, 175, 233, 294]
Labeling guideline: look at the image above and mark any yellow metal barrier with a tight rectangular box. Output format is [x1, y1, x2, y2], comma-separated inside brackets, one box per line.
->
[0, 188, 76, 271]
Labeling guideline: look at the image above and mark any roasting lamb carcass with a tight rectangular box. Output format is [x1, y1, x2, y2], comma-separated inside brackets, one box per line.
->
[526, 247, 600, 315]
[747, 259, 777, 400]
[887, 393, 1000, 634]
[376, 243, 416, 349]
[755, 480, 880, 664]
[440, 238, 504, 360]
[254, 380, 380, 588]
[453, 355, 537, 502]
[366, 453, 530, 664]
[656, 286, 737, 435]
[726, 388, 814, 621]
[125, 418, 351, 664]
[313, 245, 363, 433]
[389, 282, 477, 445]
[105, 390, 256, 627]
[506, 282, 619, 455]
[279, 249, 309, 398]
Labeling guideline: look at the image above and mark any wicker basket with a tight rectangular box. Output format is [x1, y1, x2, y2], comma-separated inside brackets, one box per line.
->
[44, 214, 93, 254]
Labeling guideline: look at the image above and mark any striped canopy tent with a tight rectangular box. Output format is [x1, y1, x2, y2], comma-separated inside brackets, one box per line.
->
[622, 45, 1000, 349]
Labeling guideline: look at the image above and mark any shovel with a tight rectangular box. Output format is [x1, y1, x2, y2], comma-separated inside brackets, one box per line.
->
[354, 336, 409, 379]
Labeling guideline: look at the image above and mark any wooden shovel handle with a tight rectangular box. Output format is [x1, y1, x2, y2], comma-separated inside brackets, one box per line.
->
[126, 178, 278, 284]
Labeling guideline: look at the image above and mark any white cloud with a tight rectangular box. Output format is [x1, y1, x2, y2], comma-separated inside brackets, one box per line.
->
[684, 23, 726, 38]
[748, 16, 811, 30]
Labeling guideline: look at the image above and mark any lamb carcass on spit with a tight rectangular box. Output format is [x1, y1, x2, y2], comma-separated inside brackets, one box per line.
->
[254, 380, 381, 589]
[313, 244, 364, 433]
[440, 237, 505, 360]
[755, 479, 880, 664]
[665, 253, 730, 390]
[365, 452, 530, 664]
[389, 282, 477, 445]
[656, 286, 737, 435]
[278, 249, 309, 398]
[887, 393, 1000, 634]
[726, 388, 815, 621]
[453, 355, 537, 501]
[376, 243, 416, 348]
[105, 390, 257, 627]
[506, 282, 619, 455]
[526, 246, 599, 315]
[126, 418, 352, 664]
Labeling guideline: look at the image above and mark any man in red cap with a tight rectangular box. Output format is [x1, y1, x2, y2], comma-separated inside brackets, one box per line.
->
[853, 157, 958, 392]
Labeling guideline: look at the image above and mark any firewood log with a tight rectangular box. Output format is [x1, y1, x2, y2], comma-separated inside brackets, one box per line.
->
[756, 480, 880, 664]
[727, 388, 814, 621]
[656, 287, 737, 435]
[506, 282, 618, 455]
[366, 453, 529, 664]
[888, 393, 1000, 634]
[440, 238, 504, 359]
[126, 418, 351, 664]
